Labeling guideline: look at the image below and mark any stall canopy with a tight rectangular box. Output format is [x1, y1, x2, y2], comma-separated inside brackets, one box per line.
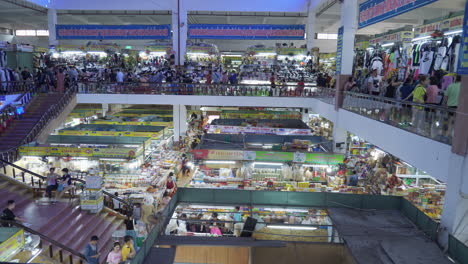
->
[211, 119, 310, 129]
[58, 124, 167, 139]
[196, 134, 333, 152]
[47, 135, 151, 145]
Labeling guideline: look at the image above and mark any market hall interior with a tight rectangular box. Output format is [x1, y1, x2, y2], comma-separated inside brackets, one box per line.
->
[0, 0, 467, 263]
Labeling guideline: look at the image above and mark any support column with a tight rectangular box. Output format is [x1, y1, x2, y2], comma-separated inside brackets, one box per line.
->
[172, 0, 187, 66]
[173, 104, 187, 142]
[47, 8, 58, 47]
[439, 153, 468, 247]
[102, 103, 109, 117]
[306, 7, 316, 51]
[335, 0, 358, 109]
[439, 76, 468, 247]
[332, 126, 347, 154]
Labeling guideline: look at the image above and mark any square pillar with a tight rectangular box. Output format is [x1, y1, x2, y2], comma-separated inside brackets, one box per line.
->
[172, 0, 187, 66]
[173, 104, 187, 142]
[47, 9, 58, 46]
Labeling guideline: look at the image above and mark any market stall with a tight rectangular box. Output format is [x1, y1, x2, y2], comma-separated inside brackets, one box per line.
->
[58, 124, 170, 140]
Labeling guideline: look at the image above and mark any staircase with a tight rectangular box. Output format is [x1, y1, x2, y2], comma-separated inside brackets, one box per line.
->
[0, 176, 125, 263]
[0, 94, 65, 151]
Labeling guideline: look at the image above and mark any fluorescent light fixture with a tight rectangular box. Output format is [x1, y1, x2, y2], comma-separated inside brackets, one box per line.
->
[87, 51, 107, 56]
[62, 51, 84, 55]
[302, 164, 332, 168]
[262, 207, 309, 213]
[187, 52, 208, 55]
[445, 29, 463, 35]
[412, 36, 431, 42]
[221, 54, 242, 57]
[253, 162, 283, 166]
[268, 225, 318, 230]
[204, 160, 236, 164]
[381, 42, 394, 47]
[255, 52, 277, 56]
[149, 51, 166, 56]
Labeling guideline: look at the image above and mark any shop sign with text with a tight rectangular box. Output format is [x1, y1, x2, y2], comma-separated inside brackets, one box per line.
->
[359, 0, 438, 28]
[336, 26, 344, 75]
[414, 15, 464, 38]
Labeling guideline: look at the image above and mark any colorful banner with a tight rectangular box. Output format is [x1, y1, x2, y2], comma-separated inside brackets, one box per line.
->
[220, 111, 302, 120]
[92, 120, 172, 127]
[56, 25, 171, 40]
[458, 3, 468, 74]
[188, 24, 305, 40]
[255, 151, 294, 162]
[359, 0, 438, 29]
[0, 229, 24, 262]
[192, 149, 344, 164]
[336, 26, 344, 75]
[207, 125, 311, 135]
[414, 15, 463, 38]
[19, 146, 138, 158]
[304, 153, 344, 164]
[58, 130, 163, 139]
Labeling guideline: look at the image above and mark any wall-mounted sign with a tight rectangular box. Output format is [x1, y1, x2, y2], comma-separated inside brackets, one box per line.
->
[188, 24, 305, 40]
[414, 15, 463, 38]
[359, 0, 438, 29]
[335, 26, 344, 75]
[458, 2, 468, 75]
[56, 25, 171, 40]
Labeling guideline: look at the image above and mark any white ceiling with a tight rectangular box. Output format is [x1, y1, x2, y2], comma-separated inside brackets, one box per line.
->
[316, 0, 466, 36]
[0, 0, 465, 52]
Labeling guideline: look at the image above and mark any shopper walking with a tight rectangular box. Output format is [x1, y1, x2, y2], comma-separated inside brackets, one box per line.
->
[56, 68, 65, 93]
[404, 75, 428, 134]
[367, 69, 381, 96]
[444, 75, 461, 109]
[84, 235, 100, 264]
[121, 235, 135, 262]
[45, 168, 59, 201]
[106, 242, 122, 264]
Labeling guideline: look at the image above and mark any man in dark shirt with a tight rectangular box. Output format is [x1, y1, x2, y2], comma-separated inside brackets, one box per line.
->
[1, 200, 24, 226]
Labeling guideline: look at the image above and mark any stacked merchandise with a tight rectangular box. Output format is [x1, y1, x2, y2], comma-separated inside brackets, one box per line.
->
[308, 115, 333, 140]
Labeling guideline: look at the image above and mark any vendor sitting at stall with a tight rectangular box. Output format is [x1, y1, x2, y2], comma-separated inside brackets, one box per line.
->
[348, 170, 359, 186]
[166, 176, 176, 196]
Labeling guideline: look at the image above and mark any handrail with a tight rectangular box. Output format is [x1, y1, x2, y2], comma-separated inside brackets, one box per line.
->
[0, 220, 86, 264]
[0, 86, 78, 163]
[344, 91, 456, 113]
[75, 81, 318, 88]
[0, 157, 133, 215]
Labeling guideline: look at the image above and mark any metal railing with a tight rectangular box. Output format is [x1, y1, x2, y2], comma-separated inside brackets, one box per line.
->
[343, 91, 456, 145]
[0, 220, 85, 264]
[0, 158, 133, 216]
[0, 81, 36, 95]
[132, 188, 443, 264]
[0, 86, 77, 164]
[75, 81, 336, 98]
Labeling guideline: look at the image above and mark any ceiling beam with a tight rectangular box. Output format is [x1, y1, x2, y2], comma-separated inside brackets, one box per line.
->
[0, 0, 46, 14]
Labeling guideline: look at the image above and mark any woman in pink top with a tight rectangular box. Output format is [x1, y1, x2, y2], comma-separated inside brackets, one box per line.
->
[426, 76, 440, 104]
[106, 242, 122, 264]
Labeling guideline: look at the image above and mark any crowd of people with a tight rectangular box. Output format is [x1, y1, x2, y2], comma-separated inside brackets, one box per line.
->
[346, 69, 461, 109]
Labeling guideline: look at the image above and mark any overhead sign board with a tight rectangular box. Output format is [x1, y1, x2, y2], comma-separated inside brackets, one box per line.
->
[359, 0, 438, 29]
[188, 24, 305, 40]
[56, 25, 171, 40]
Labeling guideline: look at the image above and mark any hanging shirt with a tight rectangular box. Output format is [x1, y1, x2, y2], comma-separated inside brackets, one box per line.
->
[433, 46, 447, 71]
[419, 49, 434, 75]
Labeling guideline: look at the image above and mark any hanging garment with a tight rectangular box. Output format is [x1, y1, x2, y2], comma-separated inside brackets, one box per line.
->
[419, 48, 435, 75]
[433, 45, 447, 71]
[371, 57, 384, 75]
[442, 75, 454, 91]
